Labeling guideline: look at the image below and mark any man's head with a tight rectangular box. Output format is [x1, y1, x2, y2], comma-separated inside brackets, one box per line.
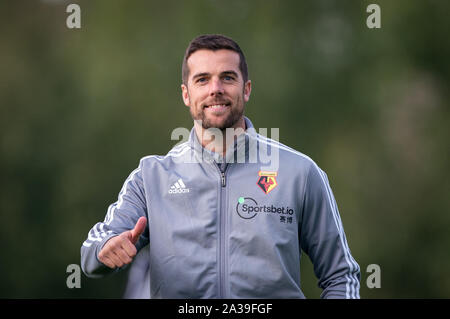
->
[181, 34, 251, 131]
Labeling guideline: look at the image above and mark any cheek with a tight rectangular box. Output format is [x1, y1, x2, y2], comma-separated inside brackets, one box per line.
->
[237, 89, 247, 105]
[190, 89, 207, 106]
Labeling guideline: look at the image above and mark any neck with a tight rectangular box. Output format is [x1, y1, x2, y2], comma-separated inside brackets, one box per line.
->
[194, 117, 246, 157]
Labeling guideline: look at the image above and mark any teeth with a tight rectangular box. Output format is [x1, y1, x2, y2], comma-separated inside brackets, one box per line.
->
[209, 104, 227, 108]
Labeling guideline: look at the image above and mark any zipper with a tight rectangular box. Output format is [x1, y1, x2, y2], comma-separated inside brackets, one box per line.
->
[214, 162, 228, 298]
[221, 172, 226, 187]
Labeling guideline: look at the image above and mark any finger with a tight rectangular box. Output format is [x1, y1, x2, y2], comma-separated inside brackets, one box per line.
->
[99, 249, 121, 268]
[115, 248, 133, 265]
[130, 217, 147, 244]
[99, 235, 119, 255]
[109, 252, 124, 268]
[101, 255, 116, 269]
[121, 239, 137, 258]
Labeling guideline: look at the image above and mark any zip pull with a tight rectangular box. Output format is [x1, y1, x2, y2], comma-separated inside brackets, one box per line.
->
[221, 172, 226, 187]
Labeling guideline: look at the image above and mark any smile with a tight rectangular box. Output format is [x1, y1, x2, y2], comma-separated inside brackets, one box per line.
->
[205, 104, 229, 109]
[204, 102, 231, 109]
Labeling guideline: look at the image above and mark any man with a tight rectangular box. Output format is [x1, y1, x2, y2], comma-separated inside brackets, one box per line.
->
[81, 34, 360, 298]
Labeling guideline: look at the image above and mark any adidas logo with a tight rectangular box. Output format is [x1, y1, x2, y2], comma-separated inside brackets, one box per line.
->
[168, 178, 190, 194]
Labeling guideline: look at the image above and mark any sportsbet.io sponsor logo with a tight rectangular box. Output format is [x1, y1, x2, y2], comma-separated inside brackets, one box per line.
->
[236, 197, 294, 221]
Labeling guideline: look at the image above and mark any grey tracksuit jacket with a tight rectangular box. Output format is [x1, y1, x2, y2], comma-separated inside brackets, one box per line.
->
[81, 117, 360, 298]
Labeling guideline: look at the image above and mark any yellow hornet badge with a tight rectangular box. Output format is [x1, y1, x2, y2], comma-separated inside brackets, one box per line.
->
[257, 171, 278, 194]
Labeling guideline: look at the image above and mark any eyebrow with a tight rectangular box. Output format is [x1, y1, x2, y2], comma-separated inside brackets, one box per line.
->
[192, 72, 210, 81]
[221, 70, 239, 78]
[191, 70, 239, 80]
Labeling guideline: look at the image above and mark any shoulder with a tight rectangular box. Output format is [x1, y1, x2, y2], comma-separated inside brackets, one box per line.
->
[137, 141, 192, 169]
[253, 133, 320, 173]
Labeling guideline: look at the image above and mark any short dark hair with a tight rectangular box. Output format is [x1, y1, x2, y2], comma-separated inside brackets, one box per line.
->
[182, 34, 249, 85]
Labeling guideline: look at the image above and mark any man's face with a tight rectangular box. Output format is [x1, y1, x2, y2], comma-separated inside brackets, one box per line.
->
[181, 49, 251, 130]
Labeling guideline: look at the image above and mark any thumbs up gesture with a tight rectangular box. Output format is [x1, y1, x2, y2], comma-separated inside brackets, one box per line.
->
[98, 217, 147, 269]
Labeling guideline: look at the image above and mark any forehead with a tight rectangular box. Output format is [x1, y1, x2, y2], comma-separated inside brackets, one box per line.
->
[187, 49, 241, 76]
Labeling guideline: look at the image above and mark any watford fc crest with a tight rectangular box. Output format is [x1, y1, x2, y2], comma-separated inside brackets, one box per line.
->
[257, 171, 278, 194]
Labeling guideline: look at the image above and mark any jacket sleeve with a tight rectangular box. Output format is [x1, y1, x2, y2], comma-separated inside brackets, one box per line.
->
[300, 163, 360, 299]
[80, 163, 149, 278]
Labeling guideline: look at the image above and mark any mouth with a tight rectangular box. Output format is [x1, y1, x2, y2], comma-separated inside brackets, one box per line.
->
[203, 102, 231, 110]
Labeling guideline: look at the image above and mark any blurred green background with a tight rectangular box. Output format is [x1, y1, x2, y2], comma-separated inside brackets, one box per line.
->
[0, 0, 449, 298]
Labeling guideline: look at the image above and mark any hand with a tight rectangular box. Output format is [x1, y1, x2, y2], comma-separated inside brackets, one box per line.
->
[98, 217, 147, 269]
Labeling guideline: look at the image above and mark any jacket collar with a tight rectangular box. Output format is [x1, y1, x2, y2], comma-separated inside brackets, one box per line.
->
[188, 116, 256, 164]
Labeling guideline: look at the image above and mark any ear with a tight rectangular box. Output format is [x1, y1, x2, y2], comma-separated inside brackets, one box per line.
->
[243, 80, 252, 103]
[181, 84, 190, 107]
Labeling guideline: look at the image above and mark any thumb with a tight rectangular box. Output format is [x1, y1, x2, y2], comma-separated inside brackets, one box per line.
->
[129, 216, 147, 245]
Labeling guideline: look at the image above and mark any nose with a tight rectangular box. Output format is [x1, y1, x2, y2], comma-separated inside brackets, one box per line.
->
[209, 77, 224, 96]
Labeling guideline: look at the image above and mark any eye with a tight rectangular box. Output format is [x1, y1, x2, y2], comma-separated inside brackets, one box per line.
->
[196, 77, 208, 84]
[223, 75, 234, 81]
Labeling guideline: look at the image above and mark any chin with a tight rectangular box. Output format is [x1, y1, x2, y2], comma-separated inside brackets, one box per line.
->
[202, 119, 228, 130]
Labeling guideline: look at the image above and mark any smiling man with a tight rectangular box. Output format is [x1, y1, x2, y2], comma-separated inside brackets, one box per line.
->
[181, 45, 250, 131]
[181, 36, 252, 156]
[81, 34, 361, 299]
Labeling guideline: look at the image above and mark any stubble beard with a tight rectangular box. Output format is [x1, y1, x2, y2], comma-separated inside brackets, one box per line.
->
[192, 106, 243, 131]
[189, 95, 245, 131]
